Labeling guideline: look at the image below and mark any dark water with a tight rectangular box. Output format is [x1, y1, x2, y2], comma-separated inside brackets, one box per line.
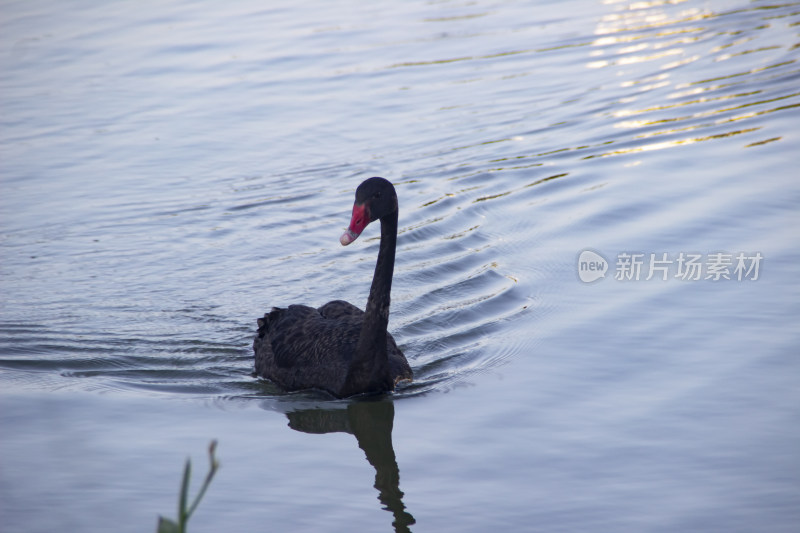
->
[1, 0, 799, 531]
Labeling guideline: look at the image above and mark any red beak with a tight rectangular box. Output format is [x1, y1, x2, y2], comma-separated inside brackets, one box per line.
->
[340, 203, 370, 246]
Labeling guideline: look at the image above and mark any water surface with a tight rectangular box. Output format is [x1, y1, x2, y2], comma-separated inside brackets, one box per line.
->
[1, 0, 799, 531]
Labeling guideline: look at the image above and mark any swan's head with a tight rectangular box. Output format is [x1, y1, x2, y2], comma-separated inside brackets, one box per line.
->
[340, 177, 398, 246]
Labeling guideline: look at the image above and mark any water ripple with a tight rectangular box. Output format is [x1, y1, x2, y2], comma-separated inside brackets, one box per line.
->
[1, 0, 796, 402]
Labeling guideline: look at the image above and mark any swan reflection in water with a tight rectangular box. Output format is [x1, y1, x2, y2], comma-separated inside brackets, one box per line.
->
[284, 398, 415, 532]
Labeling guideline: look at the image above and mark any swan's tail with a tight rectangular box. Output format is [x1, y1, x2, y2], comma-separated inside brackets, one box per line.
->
[256, 307, 284, 339]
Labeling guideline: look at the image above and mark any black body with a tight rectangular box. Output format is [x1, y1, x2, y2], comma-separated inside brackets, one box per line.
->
[253, 177, 412, 397]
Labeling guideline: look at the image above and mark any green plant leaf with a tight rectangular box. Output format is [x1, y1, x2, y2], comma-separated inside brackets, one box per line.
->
[185, 440, 219, 520]
[157, 517, 180, 533]
[178, 459, 191, 527]
[158, 441, 219, 533]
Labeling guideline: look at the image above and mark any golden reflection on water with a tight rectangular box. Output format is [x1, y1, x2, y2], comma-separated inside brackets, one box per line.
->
[427, 1, 798, 186]
[585, 0, 799, 160]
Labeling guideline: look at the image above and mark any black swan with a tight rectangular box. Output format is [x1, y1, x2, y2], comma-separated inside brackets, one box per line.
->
[254, 177, 412, 397]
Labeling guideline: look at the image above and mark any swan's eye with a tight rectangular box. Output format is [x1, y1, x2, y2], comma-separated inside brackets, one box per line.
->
[373, 191, 382, 199]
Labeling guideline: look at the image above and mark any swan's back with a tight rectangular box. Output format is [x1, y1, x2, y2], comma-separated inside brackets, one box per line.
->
[254, 300, 411, 396]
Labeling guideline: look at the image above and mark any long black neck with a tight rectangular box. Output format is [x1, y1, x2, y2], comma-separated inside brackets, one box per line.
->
[343, 209, 397, 395]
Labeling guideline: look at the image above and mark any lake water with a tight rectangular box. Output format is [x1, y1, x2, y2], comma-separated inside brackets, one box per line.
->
[1, 0, 799, 531]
